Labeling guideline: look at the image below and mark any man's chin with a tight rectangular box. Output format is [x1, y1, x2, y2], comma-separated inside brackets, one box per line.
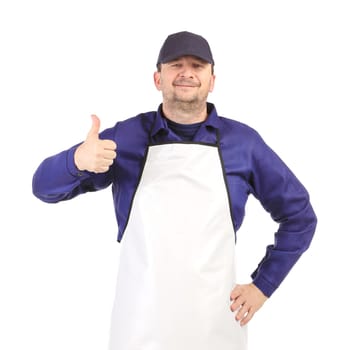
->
[174, 94, 197, 104]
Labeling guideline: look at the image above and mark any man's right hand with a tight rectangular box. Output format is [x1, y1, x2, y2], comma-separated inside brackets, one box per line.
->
[74, 114, 117, 173]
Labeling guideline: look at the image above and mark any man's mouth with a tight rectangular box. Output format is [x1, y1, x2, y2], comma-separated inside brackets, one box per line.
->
[173, 79, 200, 88]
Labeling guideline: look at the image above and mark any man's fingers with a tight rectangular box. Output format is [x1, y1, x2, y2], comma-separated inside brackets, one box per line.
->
[94, 166, 110, 174]
[87, 140, 116, 173]
[230, 296, 245, 312]
[237, 306, 255, 326]
[230, 284, 241, 300]
[230, 285, 244, 312]
[92, 158, 114, 173]
[229, 283, 268, 327]
[103, 149, 117, 161]
[87, 114, 101, 139]
[102, 139, 117, 151]
[231, 300, 255, 326]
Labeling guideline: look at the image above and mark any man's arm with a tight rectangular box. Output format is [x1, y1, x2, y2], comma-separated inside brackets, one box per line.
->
[32, 115, 116, 202]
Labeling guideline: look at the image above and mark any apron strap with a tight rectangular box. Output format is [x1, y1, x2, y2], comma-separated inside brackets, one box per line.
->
[148, 113, 221, 146]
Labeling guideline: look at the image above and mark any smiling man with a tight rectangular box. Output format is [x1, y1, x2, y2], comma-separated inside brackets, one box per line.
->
[155, 59, 214, 124]
[32, 31, 317, 350]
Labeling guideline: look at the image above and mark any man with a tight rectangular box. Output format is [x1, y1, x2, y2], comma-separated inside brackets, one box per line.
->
[32, 31, 317, 350]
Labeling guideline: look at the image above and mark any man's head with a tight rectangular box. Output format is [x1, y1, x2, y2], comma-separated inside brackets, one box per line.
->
[154, 31, 216, 121]
[156, 31, 214, 72]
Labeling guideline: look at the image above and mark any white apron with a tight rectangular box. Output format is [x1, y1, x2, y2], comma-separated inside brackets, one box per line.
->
[108, 141, 247, 350]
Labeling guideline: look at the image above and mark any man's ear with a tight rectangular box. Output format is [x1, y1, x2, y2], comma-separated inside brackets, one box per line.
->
[153, 71, 162, 91]
[209, 74, 216, 93]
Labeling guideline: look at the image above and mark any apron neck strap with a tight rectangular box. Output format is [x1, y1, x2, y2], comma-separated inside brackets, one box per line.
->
[149, 114, 221, 146]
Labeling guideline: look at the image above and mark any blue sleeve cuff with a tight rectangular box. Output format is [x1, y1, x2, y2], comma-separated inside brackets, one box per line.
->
[252, 274, 277, 298]
[66, 146, 90, 178]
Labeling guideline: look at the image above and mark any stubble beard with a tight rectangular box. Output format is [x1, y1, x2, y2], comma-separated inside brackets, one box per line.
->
[164, 91, 208, 114]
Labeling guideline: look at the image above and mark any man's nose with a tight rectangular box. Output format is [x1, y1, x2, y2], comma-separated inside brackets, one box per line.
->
[179, 66, 194, 78]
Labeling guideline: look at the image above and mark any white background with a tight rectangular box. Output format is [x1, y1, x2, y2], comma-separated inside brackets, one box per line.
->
[1, 0, 340, 349]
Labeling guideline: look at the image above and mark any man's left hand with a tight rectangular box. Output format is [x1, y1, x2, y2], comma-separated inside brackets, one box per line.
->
[230, 283, 268, 326]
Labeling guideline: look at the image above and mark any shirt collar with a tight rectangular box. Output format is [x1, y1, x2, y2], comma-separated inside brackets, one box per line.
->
[151, 102, 220, 137]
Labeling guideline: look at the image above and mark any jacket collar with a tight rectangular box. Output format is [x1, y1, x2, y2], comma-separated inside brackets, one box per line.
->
[151, 102, 221, 138]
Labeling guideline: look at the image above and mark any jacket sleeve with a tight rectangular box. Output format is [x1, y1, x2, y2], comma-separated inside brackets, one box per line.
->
[249, 133, 317, 297]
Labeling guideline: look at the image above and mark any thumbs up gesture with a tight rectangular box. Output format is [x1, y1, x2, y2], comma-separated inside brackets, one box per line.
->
[74, 115, 117, 173]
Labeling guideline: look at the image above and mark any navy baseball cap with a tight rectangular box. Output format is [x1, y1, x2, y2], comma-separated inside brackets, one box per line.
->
[156, 31, 215, 66]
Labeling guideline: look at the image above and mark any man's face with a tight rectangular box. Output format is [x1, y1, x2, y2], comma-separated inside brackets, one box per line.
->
[154, 56, 215, 106]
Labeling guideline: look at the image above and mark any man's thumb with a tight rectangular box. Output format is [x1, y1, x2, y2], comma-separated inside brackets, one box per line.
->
[87, 114, 101, 138]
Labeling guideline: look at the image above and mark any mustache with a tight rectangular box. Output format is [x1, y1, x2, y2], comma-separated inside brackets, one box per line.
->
[173, 79, 200, 87]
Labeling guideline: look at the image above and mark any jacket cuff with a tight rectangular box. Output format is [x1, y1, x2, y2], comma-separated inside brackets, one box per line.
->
[252, 274, 277, 297]
[66, 146, 90, 178]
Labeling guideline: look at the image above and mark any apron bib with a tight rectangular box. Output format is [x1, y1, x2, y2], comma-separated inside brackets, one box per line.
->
[108, 142, 247, 350]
